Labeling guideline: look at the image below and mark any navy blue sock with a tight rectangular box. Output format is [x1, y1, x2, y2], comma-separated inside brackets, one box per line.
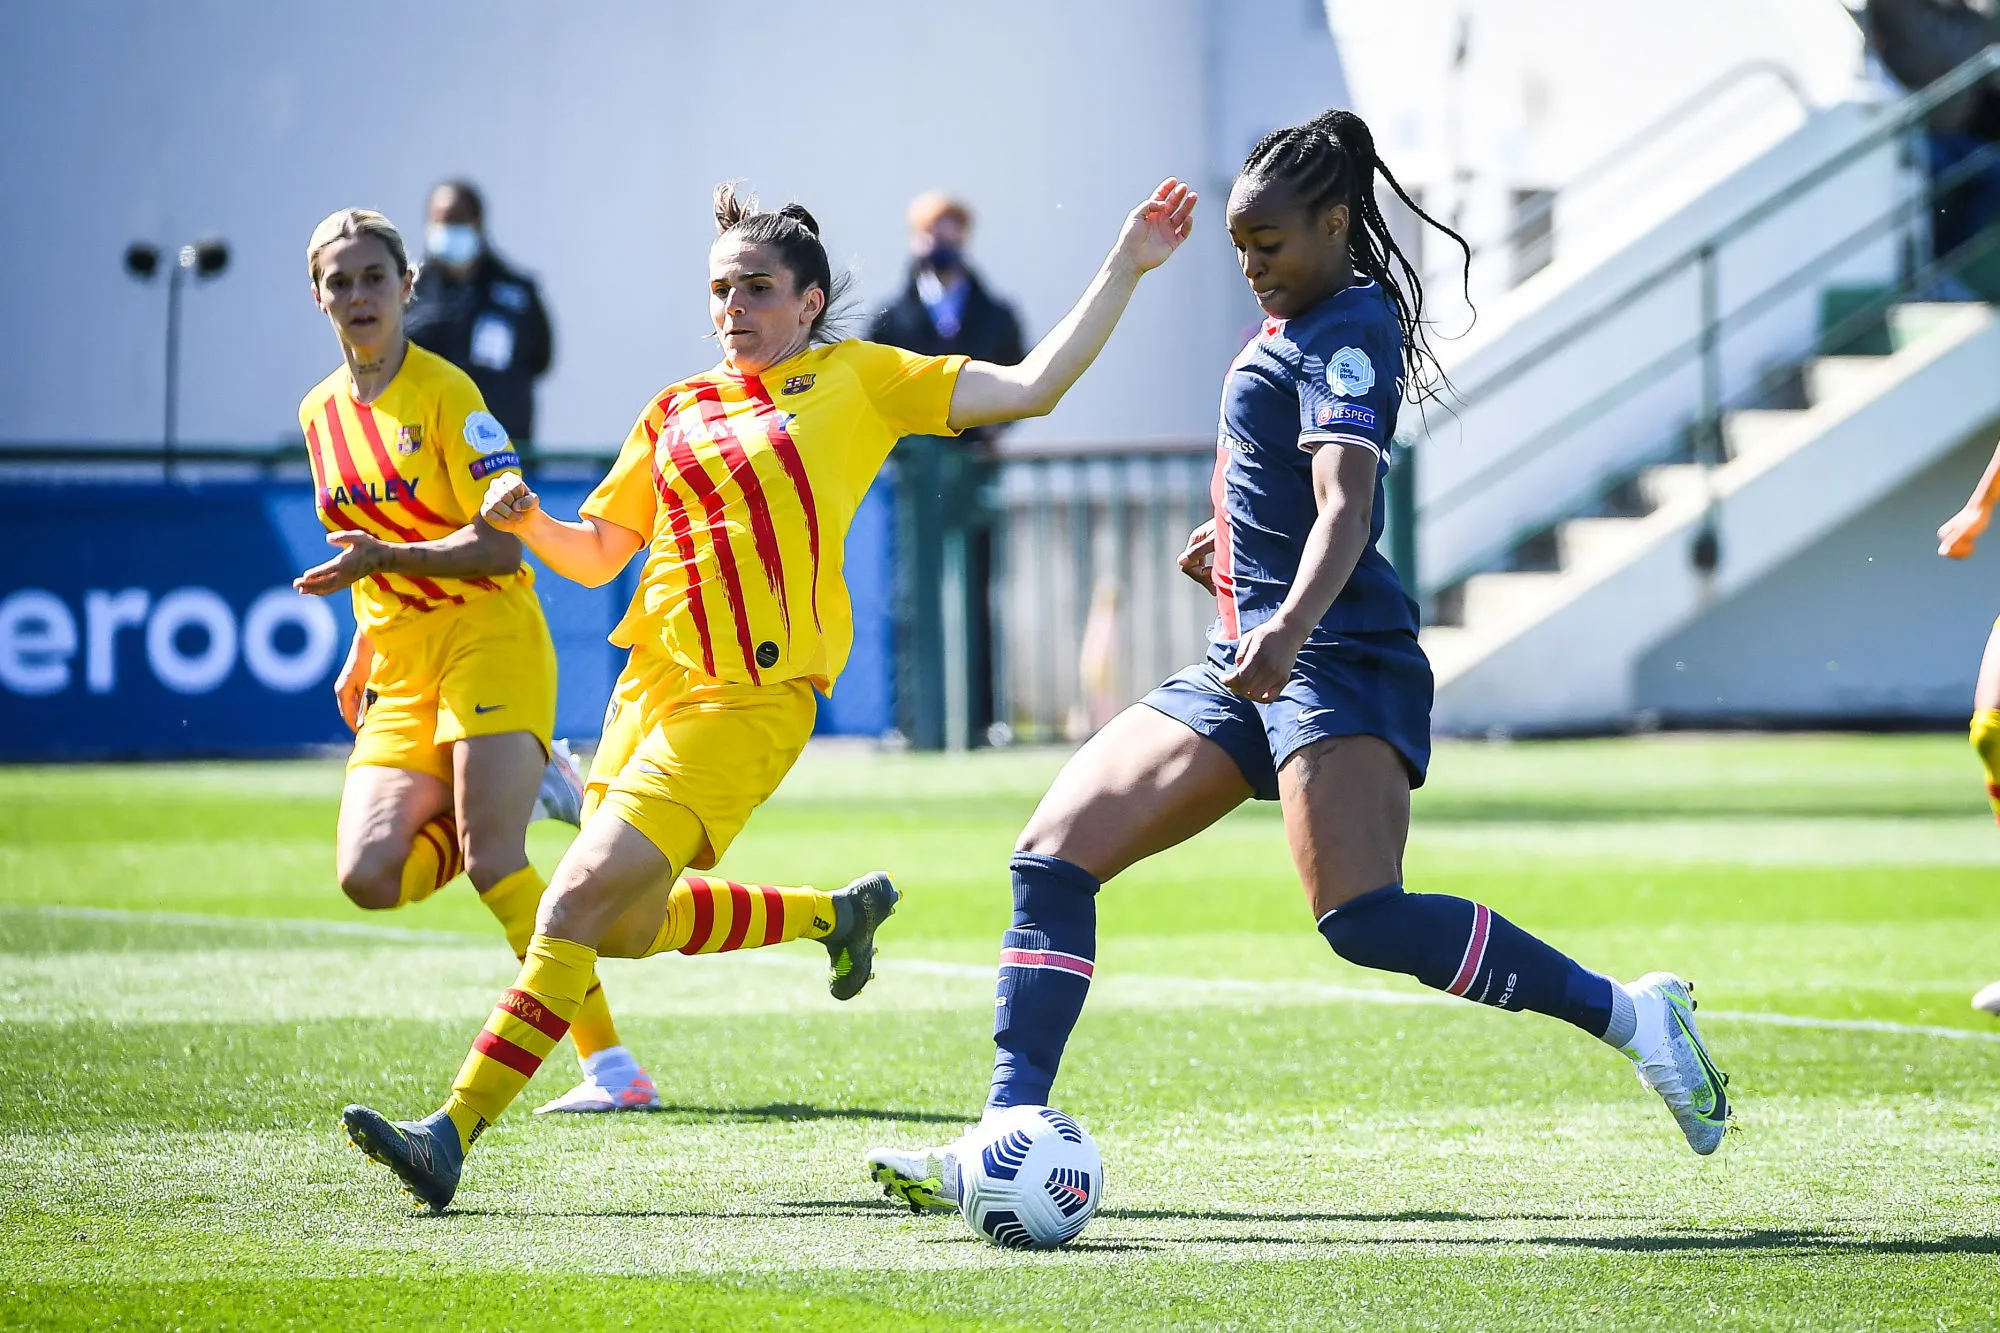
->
[989, 852, 1100, 1108]
[1317, 884, 1615, 1037]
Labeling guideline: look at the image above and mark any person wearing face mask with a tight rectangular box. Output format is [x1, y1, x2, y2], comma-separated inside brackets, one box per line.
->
[405, 181, 555, 445]
[868, 195, 1027, 748]
[868, 193, 1025, 385]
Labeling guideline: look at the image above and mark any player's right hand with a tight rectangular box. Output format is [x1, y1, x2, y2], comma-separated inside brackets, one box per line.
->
[482, 475, 541, 533]
[1177, 518, 1218, 594]
[1939, 504, 1989, 560]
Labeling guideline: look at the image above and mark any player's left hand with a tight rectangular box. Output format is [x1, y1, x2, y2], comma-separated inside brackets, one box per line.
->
[294, 530, 388, 596]
[1114, 178, 1197, 274]
[1177, 518, 1218, 594]
[1219, 616, 1306, 704]
[1939, 504, 1989, 559]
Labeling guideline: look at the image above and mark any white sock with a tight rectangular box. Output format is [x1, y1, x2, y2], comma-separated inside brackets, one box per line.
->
[1602, 982, 1639, 1051]
[581, 1045, 641, 1083]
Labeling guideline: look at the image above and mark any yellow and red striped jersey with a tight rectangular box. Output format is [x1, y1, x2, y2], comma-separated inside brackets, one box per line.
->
[583, 340, 964, 690]
[297, 343, 533, 633]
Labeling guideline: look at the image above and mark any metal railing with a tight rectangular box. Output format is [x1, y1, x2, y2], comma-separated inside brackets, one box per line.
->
[1450, 60, 1810, 290]
[1417, 44, 2000, 601]
[989, 442, 1216, 743]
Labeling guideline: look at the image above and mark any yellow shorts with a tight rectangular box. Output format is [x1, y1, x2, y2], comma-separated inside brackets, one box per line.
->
[586, 645, 816, 869]
[350, 589, 557, 783]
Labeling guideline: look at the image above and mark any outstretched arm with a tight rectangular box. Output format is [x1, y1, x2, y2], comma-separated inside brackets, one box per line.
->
[1940, 436, 2000, 559]
[293, 521, 522, 597]
[480, 476, 646, 588]
[945, 178, 1196, 432]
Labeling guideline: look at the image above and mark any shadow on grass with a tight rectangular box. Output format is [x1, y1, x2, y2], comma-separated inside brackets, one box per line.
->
[457, 1198, 942, 1221]
[538, 1102, 963, 1126]
[447, 1196, 2000, 1259]
[1107, 1216, 2000, 1257]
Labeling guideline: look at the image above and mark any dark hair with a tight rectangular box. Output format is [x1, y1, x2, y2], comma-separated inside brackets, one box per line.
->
[1240, 109, 1471, 401]
[712, 182, 853, 343]
[432, 179, 485, 224]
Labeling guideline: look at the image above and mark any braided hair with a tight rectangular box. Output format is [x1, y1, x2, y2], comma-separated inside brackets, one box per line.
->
[711, 182, 855, 344]
[1240, 109, 1470, 401]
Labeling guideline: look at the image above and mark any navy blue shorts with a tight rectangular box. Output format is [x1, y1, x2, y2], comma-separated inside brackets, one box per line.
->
[1139, 631, 1434, 800]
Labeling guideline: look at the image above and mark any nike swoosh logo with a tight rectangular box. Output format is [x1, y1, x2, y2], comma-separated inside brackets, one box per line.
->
[1672, 1005, 1728, 1120]
[473, 704, 507, 715]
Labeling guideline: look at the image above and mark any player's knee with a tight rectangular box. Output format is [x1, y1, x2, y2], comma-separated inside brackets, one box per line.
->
[1014, 816, 1110, 881]
[459, 833, 526, 894]
[336, 857, 402, 911]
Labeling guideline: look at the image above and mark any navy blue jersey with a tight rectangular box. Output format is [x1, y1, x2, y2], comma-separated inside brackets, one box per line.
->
[1208, 279, 1418, 644]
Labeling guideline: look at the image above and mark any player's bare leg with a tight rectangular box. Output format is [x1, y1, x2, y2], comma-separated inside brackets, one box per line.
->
[334, 765, 454, 910]
[1016, 704, 1254, 881]
[452, 731, 543, 894]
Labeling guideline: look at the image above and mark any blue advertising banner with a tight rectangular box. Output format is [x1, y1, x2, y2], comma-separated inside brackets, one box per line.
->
[0, 475, 896, 760]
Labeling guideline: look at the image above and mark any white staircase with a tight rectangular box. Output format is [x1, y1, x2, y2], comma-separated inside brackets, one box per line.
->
[1423, 302, 2000, 731]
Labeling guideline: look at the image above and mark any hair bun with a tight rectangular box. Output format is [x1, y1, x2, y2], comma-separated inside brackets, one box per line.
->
[1317, 109, 1376, 162]
[777, 202, 821, 237]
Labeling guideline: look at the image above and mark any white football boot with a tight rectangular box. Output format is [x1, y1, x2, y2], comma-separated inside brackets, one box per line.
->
[865, 1141, 962, 1213]
[867, 1108, 1017, 1213]
[531, 738, 587, 826]
[1972, 980, 2000, 1015]
[533, 1047, 660, 1114]
[1621, 972, 1731, 1155]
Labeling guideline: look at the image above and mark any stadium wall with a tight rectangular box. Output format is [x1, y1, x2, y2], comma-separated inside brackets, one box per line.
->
[0, 1, 1345, 454]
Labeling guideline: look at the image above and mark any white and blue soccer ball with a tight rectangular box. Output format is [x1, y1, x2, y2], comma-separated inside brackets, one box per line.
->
[955, 1104, 1102, 1249]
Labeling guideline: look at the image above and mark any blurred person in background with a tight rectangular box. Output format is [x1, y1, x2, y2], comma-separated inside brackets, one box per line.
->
[406, 181, 554, 444]
[870, 193, 1026, 369]
[1863, 0, 2000, 291]
[294, 207, 659, 1116]
[869, 194, 1027, 744]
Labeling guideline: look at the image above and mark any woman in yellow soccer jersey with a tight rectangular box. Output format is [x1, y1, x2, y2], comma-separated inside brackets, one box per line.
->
[339, 178, 1198, 1209]
[1938, 432, 2000, 1017]
[296, 208, 688, 1114]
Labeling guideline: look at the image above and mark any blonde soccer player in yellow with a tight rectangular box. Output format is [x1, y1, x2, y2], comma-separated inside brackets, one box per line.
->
[338, 177, 1198, 1209]
[1938, 433, 2000, 1016]
[299, 209, 837, 1114]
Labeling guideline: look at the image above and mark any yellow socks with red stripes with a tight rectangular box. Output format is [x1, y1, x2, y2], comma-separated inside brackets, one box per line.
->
[642, 875, 836, 956]
[1971, 710, 2000, 823]
[396, 814, 462, 906]
[442, 934, 595, 1150]
[475, 864, 623, 1060]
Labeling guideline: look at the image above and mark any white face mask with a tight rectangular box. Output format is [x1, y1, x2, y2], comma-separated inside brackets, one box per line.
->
[426, 223, 482, 266]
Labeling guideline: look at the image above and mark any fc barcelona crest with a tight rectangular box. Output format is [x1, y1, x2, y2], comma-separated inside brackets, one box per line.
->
[395, 425, 423, 454]
[782, 374, 815, 396]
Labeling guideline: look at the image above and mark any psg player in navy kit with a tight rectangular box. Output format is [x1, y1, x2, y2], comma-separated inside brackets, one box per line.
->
[868, 109, 1732, 1213]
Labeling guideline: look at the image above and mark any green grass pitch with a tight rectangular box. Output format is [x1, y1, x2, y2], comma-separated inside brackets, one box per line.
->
[2, 734, 1998, 1330]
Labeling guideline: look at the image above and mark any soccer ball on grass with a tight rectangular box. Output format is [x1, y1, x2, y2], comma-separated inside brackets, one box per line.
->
[955, 1104, 1102, 1249]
